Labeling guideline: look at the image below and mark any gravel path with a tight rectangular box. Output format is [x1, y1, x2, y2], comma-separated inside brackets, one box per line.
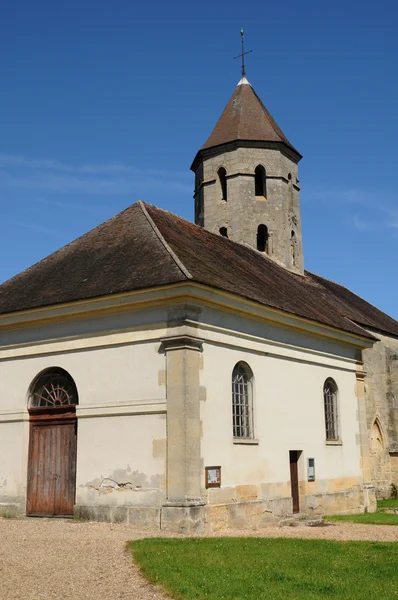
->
[0, 518, 396, 600]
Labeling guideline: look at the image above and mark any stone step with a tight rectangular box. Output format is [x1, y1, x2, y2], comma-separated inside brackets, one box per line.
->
[278, 515, 325, 527]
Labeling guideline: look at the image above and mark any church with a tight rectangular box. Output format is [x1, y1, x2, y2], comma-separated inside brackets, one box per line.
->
[0, 71, 397, 532]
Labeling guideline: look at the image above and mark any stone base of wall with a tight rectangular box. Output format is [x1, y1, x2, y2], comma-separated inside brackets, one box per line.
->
[22, 485, 377, 529]
[74, 504, 161, 527]
[208, 497, 291, 532]
[161, 504, 209, 533]
[0, 502, 22, 518]
[390, 453, 398, 493]
[303, 486, 376, 517]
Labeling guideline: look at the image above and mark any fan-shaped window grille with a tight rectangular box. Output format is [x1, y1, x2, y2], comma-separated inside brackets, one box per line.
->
[232, 362, 254, 438]
[30, 368, 78, 409]
[323, 378, 339, 441]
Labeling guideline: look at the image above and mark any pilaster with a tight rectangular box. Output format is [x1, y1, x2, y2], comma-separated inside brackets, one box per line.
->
[356, 362, 376, 512]
[159, 335, 207, 531]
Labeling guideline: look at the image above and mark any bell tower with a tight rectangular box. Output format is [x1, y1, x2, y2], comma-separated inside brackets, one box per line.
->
[190, 76, 304, 275]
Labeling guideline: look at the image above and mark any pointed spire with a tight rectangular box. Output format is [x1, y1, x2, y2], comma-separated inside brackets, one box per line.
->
[199, 82, 301, 157]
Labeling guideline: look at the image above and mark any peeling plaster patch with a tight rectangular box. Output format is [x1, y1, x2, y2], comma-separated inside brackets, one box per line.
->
[84, 467, 163, 493]
[153, 439, 166, 458]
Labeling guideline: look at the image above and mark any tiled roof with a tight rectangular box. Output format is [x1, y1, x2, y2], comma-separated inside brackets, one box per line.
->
[199, 81, 301, 157]
[1, 201, 397, 341]
[306, 272, 398, 338]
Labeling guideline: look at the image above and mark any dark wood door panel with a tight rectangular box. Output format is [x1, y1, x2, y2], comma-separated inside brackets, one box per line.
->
[27, 416, 77, 517]
[289, 450, 300, 514]
[54, 423, 77, 516]
[27, 425, 55, 516]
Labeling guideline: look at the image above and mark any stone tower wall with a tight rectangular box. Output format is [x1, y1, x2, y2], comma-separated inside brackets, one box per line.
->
[362, 330, 398, 497]
[194, 146, 304, 274]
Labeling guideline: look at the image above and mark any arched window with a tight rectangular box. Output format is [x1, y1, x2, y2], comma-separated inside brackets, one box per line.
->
[255, 165, 266, 198]
[290, 230, 296, 266]
[29, 367, 78, 410]
[232, 362, 254, 439]
[218, 167, 227, 201]
[257, 224, 269, 253]
[219, 227, 228, 238]
[323, 378, 339, 441]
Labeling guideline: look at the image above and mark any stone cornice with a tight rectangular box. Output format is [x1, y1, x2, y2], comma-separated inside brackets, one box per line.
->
[159, 335, 203, 353]
[191, 139, 302, 172]
[0, 282, 374, 351]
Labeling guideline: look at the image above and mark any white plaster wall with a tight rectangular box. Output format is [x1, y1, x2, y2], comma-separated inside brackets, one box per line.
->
[76, 413, 166, 507]
[200, 339, 362, 490]
[0, 333, 167, 509]
[0, 421, 29, 505]
[0, 340, 165, 412]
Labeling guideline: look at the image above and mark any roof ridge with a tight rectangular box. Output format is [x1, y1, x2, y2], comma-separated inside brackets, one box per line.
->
[306, 270, 350, 290]
[250, 86, 292, 146]
[138, 201, 193, 280]
[143, 201, 308, 274]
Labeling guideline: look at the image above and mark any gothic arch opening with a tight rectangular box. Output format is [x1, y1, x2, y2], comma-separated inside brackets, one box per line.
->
[27, 367, 78, 517]
[257, 224, 269, 253]
[255, 165, 266, 198]
[371, 420, 384, 453]
[218, 167, 227, 201]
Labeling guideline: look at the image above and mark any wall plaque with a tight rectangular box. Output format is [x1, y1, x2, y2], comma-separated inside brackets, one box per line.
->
[205, 466, 221, 488]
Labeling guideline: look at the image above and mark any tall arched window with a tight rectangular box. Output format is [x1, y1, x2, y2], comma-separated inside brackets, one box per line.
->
[257, 224, 269, 253]
[232, 362, 254, 439]
[323, 378, 339, 441]
[218, 167, 227, 201]
[255, 165, 266, 198]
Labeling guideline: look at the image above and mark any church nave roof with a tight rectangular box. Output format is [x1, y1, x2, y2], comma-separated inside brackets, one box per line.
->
[1, 201, 397, 340]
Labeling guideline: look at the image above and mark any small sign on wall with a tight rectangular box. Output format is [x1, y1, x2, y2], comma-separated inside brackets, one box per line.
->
[205, 466, 221, 488]
[307, 458, 315, 482]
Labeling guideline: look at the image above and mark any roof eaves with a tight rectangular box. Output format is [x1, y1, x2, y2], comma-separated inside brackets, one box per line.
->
[138, 201, 193, 281]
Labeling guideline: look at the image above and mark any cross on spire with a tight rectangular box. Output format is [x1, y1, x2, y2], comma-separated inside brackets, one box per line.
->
[234, 28, 252, 79]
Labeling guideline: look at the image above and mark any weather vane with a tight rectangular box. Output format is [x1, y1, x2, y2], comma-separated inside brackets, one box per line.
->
[234, 28, 252, 79]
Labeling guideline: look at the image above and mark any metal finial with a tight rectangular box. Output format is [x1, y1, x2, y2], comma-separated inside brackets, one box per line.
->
[234, 27, 252, 79]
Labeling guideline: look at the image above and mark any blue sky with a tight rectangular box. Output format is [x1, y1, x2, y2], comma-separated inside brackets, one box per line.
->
[1, 0, 397, 319]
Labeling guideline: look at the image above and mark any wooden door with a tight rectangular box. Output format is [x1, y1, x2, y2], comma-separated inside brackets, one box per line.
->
[27, 414, 77, 517]
[289, 450, 300, 514]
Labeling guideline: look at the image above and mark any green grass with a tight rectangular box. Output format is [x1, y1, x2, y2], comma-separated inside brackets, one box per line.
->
[377, 497, 398, 509]
[326, 512, 398, 525]
[325, 497, 398, 526]
[130, 537, 398, 600]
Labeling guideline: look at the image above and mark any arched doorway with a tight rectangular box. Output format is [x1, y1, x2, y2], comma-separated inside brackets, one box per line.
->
[27, 368, 78, 517]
